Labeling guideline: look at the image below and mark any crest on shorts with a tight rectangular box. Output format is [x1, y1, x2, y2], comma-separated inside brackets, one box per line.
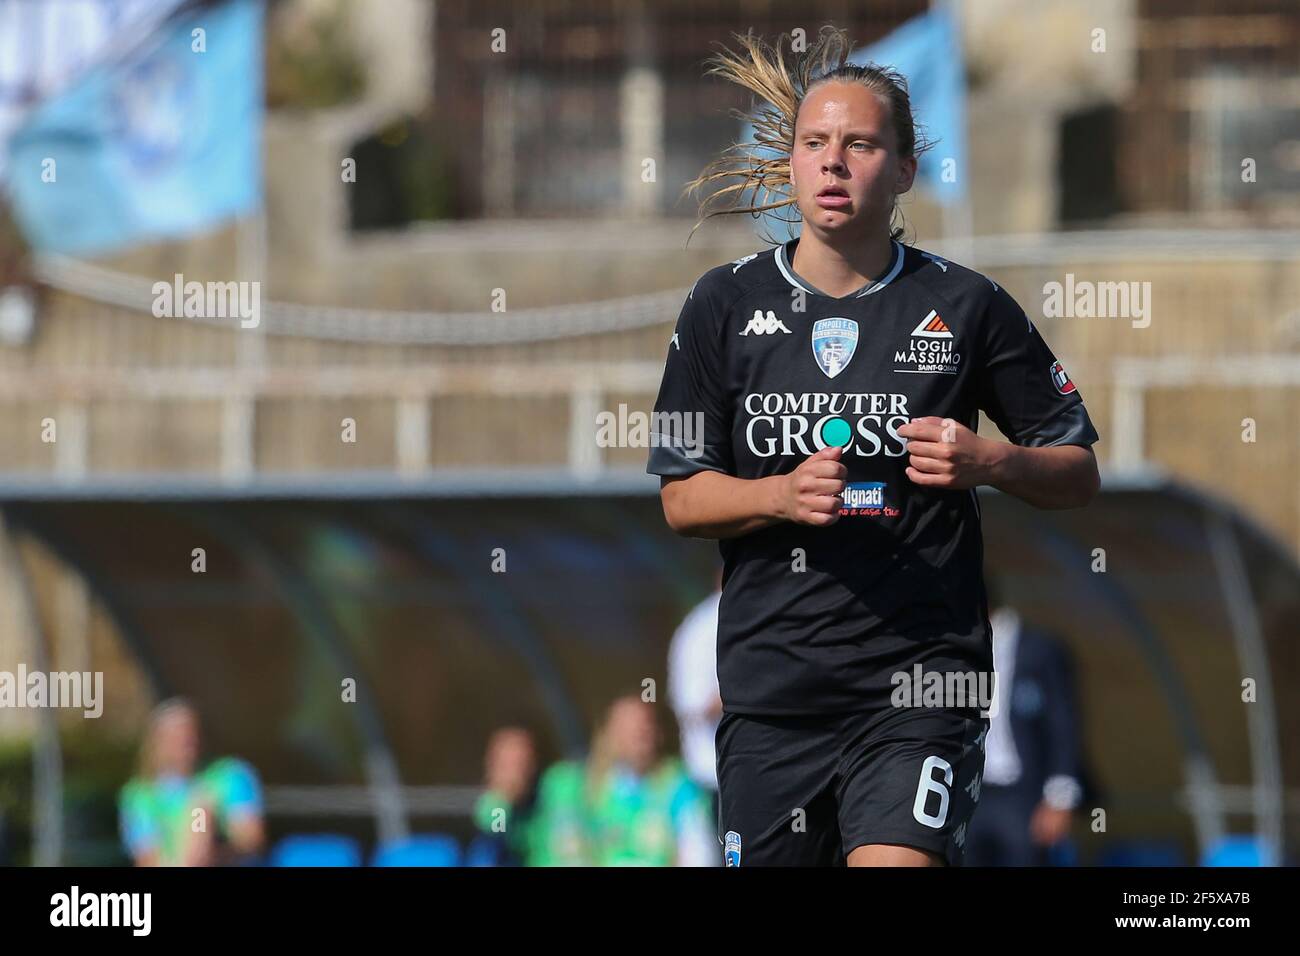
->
[811, 318, 858, 379]
[724, 830, 742, 867]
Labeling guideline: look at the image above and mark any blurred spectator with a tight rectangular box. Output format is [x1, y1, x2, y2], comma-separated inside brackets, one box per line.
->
[510, 753, 591, 866]
[470, 726, 541, 866]
[667, 575, 723, 847]
[497, 697, 717, 866]
[118, 698, 265, 866]
[967, 581, 1086, 866]
[471, 728, 591, 866]
[582, 695, 715, 866]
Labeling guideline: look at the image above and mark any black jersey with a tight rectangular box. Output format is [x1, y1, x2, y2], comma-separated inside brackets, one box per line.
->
[648, 237, 1099, 716]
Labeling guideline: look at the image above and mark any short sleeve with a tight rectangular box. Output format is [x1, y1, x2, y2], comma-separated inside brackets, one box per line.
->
[206, 758, 263, 820]
[976, 285, 1099, 448]
[225, 761, 262, 818]
[118, 783, 159, 857]
[646, 280, 734, 477]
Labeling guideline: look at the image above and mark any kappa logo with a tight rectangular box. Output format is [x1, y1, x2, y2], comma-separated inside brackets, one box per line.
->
[740, 309, 792, 336]
[910, 309, 953, 338]
[1050, 360, 1077, 395]
[724, 830, 742, 867]
[811, 317, 858, 378]
[953, 821, 968, 850]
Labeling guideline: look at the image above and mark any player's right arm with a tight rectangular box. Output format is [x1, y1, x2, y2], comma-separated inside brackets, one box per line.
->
[648, 278, 845, 539]
[661, 447, 846, 538]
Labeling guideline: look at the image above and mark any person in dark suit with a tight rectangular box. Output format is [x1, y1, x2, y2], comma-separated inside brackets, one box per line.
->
[967, 577, 1087, 866]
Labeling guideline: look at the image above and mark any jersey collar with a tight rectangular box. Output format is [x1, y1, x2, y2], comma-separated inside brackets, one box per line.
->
[774, 238, 905, 299]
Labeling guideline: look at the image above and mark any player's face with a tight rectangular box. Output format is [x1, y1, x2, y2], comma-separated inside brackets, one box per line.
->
[790, 82, 917, 239]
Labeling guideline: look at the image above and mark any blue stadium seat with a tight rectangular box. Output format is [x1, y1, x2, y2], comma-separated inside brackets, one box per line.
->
[371, 834, 461, 867]
[465, 835, 509, 867]
[1096, 840, 1186, 867]
[1202, 835, 1275, 867]
[270, 834, 362, 867]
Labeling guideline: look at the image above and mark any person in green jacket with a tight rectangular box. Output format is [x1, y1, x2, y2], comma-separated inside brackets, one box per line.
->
[474, 699, 716, 866]
[583, 695, 715, 866]
[118, 699, 265, 866]
[472, 723, 598, 866]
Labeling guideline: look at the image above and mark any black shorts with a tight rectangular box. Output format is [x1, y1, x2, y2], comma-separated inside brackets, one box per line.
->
[716, 705, 987, 866]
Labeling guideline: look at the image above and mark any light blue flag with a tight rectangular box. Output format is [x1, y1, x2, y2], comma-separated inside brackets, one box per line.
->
[857, 8, 967, 205]
[5, 0, 263, 256]
[744, 8, 967, 241]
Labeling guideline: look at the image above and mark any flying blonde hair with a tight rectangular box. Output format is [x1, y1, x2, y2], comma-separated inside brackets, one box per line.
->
[684, 25, 932, 247]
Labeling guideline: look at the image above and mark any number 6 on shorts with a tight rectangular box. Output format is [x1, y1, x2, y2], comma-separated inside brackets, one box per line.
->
[912, 755, 953, 829]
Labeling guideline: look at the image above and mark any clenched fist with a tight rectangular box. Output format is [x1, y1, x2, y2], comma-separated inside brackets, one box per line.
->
[778, 445, 847, 527]
[898, 416, 999, 490]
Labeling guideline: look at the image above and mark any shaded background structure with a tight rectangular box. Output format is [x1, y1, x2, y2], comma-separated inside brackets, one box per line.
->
[1, 473, 1296, 864]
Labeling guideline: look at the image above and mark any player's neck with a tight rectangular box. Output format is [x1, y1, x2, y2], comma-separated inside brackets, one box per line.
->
[790, 228, 895, 298]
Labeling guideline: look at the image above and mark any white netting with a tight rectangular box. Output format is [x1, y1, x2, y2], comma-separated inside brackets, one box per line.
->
[32, 254, 687, 346]
[32, 231, 1299, 345]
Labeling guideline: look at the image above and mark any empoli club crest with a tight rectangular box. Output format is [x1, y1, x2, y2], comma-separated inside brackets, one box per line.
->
[812, 318, 858, 379]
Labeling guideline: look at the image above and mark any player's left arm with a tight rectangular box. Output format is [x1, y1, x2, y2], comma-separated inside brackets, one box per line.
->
[900, 284, 1101, 510]
[900, 419, 1098, 509]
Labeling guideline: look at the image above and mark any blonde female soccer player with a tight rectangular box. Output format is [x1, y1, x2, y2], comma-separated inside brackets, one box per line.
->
[648, 27, 1099, 867]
